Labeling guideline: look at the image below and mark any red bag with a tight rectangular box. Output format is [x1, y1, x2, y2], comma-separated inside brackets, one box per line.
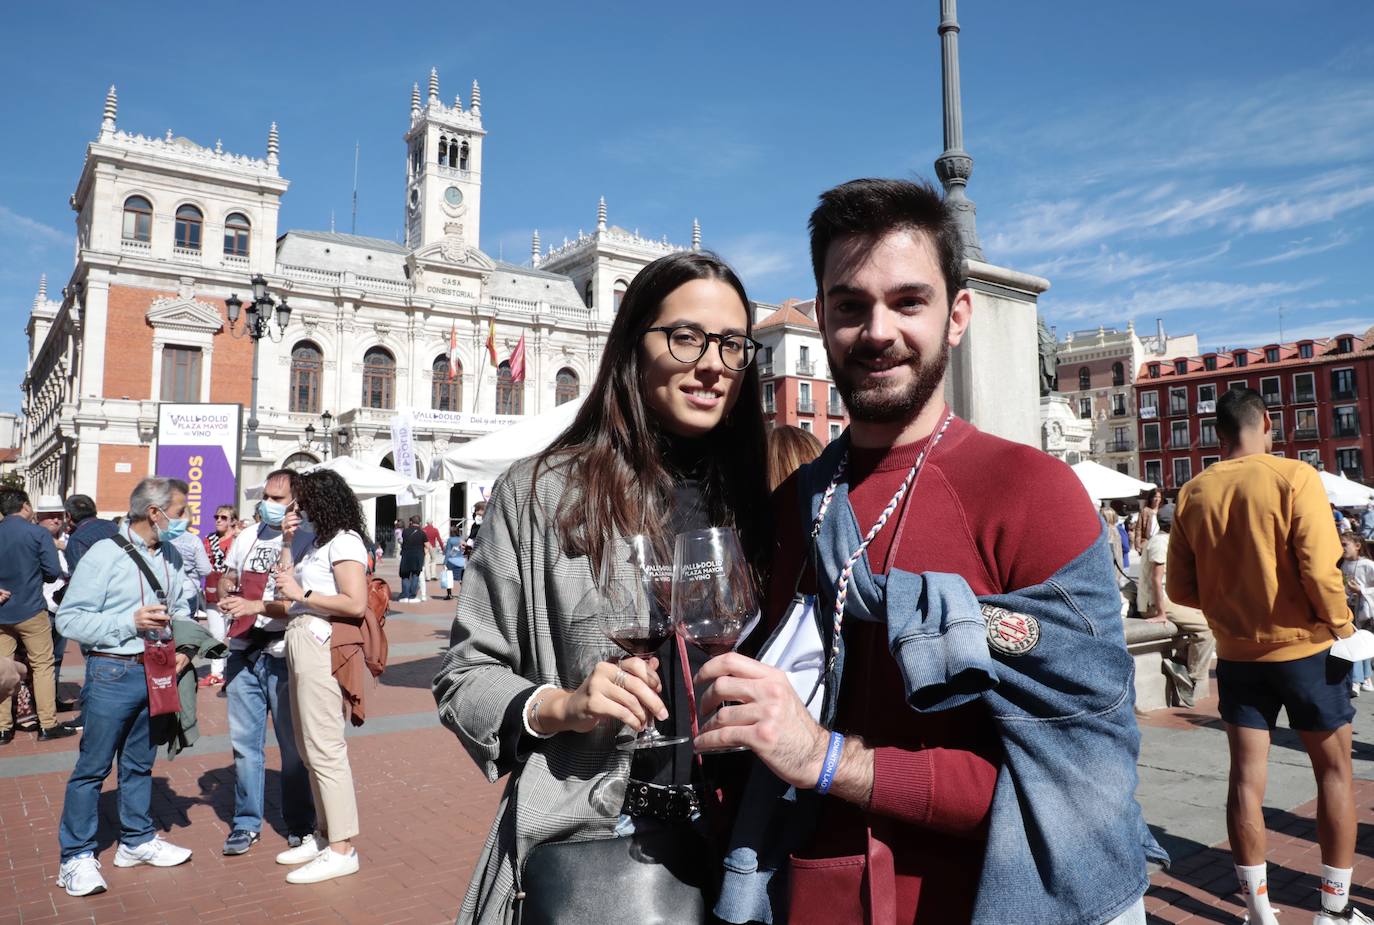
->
[143, 643, 180, 717]
[226, 570, 270, 638]
[361, 577, 390, 678]
[787, 828, 896, 925]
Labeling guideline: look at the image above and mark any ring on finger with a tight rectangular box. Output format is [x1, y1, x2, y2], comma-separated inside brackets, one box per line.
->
[613, 669, 627, 689]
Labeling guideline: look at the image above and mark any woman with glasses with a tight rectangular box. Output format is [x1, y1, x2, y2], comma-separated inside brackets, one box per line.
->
[434, 251, 770, 925]
[199, 504, 239, 687]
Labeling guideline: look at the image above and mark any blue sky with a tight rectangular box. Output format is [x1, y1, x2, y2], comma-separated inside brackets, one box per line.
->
[2, 2, 1371, 415]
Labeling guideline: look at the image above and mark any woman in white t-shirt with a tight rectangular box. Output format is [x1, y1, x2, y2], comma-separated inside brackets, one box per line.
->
[270, 469, 369, 886]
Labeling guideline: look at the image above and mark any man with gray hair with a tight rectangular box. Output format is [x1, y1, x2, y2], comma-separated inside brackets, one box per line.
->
[53, 477, 196, 897]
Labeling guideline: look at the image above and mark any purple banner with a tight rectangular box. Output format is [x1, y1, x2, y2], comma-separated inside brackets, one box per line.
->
[155, 404, 242, 539]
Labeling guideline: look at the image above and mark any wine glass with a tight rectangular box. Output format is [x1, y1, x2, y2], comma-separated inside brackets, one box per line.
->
[595, 536, 687, 751]
[672, 527, 759, 753]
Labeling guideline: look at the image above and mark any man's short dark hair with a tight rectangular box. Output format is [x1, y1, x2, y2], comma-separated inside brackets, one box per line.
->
[0, 488, 29, 516]
[64, 494, 98, 522]
[1217, 388, 1268, 444]
[263, 468, 299, 493]
[808, 178, 965, 307]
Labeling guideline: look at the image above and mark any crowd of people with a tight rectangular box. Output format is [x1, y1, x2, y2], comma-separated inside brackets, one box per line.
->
[5, 175, 1371, 924]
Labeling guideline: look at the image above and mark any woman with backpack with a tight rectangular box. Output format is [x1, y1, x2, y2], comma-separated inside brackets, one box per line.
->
[433, 251, 770, 925]
[271, 469, 370, 885]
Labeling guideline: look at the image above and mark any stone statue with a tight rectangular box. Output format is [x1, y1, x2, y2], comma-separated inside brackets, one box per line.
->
[1037, 315, 1059, 396]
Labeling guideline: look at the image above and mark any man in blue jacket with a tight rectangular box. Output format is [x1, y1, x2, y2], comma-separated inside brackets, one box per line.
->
[0, 488, 71, 744]
[54, 477, 195, 897]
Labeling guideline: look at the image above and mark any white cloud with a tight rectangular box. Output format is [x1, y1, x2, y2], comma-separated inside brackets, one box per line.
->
[1194, 315, 1373, 351]
[1234, 184, 1374, 234]
[0, 205, 68, 247]
[1029, 241, 1232, 285]
[1047, 278, 1321, 325]
[1241, 230, 1355, 267]
[715, 232, 800, 282]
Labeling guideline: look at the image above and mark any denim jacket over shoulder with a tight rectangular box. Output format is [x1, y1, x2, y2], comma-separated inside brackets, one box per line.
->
[716, 440, 1165, 925]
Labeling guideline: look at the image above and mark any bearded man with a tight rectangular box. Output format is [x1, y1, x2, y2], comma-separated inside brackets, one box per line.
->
[701, 179, 1162, 925]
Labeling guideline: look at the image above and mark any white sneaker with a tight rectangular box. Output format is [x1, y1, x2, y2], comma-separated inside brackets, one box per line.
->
[1315, 906, 1374, 924]
[113, 836, 192, 868]
[286, 847, 359, 884]
[275, 833, 324, 865]
[1352, 683, 1361, 697]
[1362, 679, 1374, 692]
[56, 854, 107, 896]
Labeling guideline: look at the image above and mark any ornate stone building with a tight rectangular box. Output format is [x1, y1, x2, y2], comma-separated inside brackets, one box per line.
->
[21, 72, 698, 525]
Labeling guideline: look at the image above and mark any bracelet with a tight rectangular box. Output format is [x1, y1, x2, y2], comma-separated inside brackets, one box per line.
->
[815, 730, 845, 795]
[522, 683, 558, 740]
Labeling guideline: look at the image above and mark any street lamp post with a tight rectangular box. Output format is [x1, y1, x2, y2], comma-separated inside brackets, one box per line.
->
[303, 410, 335, 460]
[225, 274, 291, 459]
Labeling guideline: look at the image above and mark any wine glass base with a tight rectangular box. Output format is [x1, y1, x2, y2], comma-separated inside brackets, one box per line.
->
[616, 733, 689, 751]
[694, 745, 751, 755]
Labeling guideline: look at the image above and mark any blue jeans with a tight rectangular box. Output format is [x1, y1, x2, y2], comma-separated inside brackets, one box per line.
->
[58, 656, 156, 860]
[225, 650, 315, 836]
[401, 574, 420, 599]
[1351, 659, 1373, 685]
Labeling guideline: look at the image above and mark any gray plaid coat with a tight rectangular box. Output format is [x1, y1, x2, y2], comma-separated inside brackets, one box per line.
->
[434, 456, 633, 925]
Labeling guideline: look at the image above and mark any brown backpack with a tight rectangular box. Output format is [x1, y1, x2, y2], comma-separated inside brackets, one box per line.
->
[361, 577, 390, 678]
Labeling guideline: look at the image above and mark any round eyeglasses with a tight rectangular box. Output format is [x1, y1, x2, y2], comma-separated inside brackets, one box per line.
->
[643, 325, 760, 371]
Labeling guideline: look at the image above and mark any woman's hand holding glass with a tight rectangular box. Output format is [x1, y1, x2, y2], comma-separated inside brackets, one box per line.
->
[529, 657, 667, 735]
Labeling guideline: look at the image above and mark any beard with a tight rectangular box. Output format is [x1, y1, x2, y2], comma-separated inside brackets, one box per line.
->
[828, 321, 951, 424]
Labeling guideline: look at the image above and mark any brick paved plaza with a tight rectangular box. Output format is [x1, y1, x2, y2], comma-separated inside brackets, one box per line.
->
[1, 562, 1371, 924]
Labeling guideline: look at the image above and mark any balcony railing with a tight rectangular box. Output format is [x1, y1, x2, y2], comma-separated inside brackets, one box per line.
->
[1271, 430, 1285, 444]
[828, 401, 843, 417]
[1142, 440, 1161, 452]
[1294, 427, 1319, 441]
[795, 360, 815, 376]
[1169, 404, 1188, 417]
[797, 399, 815, 414]
[1334, 425, 1361, 439]
[1108, 439, 1134, 453]
[758, 363, 773, 378]
[1111, 406, 1128, 417]
[1200, 436, 1220, 448]
[1262, 393, 1282, 407]
[1293, 391, 1316, 404]
[763, 401, 775, 414]
[1333, 388, 1358, 401]
[1196, 400, 1217, 414]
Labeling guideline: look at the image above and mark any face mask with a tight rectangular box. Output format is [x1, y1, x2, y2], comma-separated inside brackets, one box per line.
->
[156, 512, 189, 541]
[259, 500, 287, 527]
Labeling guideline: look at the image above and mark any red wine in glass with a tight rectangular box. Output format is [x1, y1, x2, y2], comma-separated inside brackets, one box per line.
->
[607, 626, 672, 659]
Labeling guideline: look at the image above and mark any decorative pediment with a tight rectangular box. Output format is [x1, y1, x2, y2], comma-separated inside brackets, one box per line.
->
[146, 296, 224, 334]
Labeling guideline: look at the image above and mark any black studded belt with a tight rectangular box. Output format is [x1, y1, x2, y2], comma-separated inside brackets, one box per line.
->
[621, 779, 702, 822]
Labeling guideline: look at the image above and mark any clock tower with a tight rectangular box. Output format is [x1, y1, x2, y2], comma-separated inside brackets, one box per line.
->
[404, 67, 485, 258]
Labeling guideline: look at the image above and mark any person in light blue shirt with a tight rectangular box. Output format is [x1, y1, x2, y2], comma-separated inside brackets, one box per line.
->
[53, 477, 196, 898]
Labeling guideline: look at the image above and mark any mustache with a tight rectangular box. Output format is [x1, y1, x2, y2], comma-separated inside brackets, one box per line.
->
[842, 345, 918, 365]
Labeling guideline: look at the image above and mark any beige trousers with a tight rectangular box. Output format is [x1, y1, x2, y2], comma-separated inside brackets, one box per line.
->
[1165, 603, 1217, 685]
[285, 617, 359, 842]
[0, 611, 58, 731]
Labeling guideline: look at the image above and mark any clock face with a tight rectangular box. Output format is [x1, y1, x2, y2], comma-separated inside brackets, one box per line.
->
[444, 186, 464, 206]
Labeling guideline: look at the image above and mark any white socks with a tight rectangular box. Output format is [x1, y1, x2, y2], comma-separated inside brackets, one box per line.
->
[1237, 863, 1280, 925]
[1321, 864, 1353, 914]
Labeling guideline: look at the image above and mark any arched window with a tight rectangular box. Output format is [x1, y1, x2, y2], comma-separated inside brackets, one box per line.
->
[458, 141, 469, 171]
[583, 281, 594, 308]
[224, 212, 251, 258]
[496, 360, 523, 415]
[613, 279, 629, 311]
[1077, 367, 1090, 391]
[432, 355, 461, 411]
[555, 367, 579, 406]
[174, 204, 203, 250]
[283, 452, 319, 472]
[289, 342, 322, 413]
[437, 137, 448, 166]
[122, 195, 153, 242]
[1111, 361, 1125, 387]
[362, 347, 396, 409]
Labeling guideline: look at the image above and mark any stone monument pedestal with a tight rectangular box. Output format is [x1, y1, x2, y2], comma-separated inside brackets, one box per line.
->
[945, 259, 1050, 448]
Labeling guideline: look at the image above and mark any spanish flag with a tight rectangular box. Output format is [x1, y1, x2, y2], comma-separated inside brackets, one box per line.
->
[485, 318, 497, 367]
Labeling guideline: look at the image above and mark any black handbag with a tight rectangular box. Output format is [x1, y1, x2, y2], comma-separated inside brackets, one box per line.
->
[513, 827, 713, 925]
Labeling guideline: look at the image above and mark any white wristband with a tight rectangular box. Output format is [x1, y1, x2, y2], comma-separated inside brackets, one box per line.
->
[522, 683, 558, 740]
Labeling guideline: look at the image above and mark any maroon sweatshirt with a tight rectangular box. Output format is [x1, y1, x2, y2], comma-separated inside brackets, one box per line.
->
[765, 417, 1101, 923]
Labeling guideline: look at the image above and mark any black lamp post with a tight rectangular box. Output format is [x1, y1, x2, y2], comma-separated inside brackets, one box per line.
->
[225, 274, 291, 458]
[303, 410, 335, 460]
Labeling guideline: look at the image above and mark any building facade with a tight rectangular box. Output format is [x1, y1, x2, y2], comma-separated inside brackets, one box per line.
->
[1135, 328, 1374, 491]
[1054, 321, 1199, 478]
[754, 299, 848, 444]
[21, 73, 700, 525]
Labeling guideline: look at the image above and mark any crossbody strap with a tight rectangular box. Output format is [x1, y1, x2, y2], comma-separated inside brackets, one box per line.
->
[111, 534, 166, 598]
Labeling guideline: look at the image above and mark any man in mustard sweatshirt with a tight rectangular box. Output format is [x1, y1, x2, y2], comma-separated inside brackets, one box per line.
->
[1169, 387, 1364, 925]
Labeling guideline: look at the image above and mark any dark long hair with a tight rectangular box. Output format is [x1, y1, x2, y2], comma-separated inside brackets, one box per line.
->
[296, 469, 367, 548]
[536, 251, 770, 578]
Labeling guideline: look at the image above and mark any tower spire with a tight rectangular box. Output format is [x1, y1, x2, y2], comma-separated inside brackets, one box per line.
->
[691, 218, 701, 251]
[933, 0, 984, 261]
[597, 196, 607, 231]
[453, 92, 463, 112]
[470, 79, 481, 116]
[531, 229, 541, 266]
[428, 67, 439, 103]
[101, 85, 117, 137]
[35, 274, 47, 307]
[411, 82, 421, 116]
[267, 122, 279, 165]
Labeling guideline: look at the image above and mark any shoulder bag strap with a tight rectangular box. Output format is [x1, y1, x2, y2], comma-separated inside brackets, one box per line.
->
[111, 533, 166, 597]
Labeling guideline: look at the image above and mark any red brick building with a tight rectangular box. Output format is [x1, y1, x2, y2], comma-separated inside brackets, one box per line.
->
[1135, 327, 1374, 490]
[755, 299, 849, 443]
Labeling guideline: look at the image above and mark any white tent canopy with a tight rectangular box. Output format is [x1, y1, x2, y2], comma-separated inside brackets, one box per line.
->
[442, 397, 585, 483]
[246, 454, 436, 501]
[1319, 469, 1374, 508]
[1071, 460, 1155, 503]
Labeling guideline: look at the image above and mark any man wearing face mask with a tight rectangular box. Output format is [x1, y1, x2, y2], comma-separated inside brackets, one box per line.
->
[53, 477, 195, 896]
[216, 469, 316, 859]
